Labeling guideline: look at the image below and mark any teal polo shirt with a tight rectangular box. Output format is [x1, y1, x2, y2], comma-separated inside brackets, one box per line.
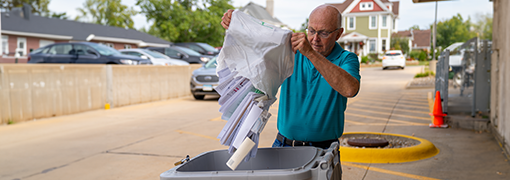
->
[277, 42, 361, 142]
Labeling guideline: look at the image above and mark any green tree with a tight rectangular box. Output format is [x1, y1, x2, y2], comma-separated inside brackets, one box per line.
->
[391, 36, 410, 57]
[75, 0, 138, 29]
[0, 0, 68, 19]
[473, 13, 492, 40]
[433, 13, 477, 49]
[297, 18, 308, 33]
[0, 0, 50, 16]
[408, 25, 420, 31]
[137, 0, 234, 47]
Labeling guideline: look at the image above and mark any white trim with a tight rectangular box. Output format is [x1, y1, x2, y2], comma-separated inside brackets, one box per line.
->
[39, 39, 55, 48]
[124, 44, 132, 49]
[369, 15, 377, 29]
[360, 2, 374, 11]
[368, 38, 377, 53]
[374, 0, 390, 12]
[1, 30, 73, 40]
[347, 17, 356, 30]
[381, 15, 388, 29]
[338, 32, 369, 42]
[381, 38, 388, 51]
[138, 42, 170, 47]
[343, 0, 361, 14]
[17, 37, 27, 56]
[1, 35, 8, 56]
[344, 11, 392, 17]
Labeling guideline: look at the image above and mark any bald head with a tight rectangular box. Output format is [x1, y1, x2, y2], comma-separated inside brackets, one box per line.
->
[307, 5, 344, 56]
[310, 5, 342, 29]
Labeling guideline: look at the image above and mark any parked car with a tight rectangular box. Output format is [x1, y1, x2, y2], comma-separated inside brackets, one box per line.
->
[175, 42, 220, 56]
[144, 46, 213, 64]
[382, 50, 406, 70]
[190, 56, 219, 100]
[119, 49, 189, 66]
[28, 42, 152, 65]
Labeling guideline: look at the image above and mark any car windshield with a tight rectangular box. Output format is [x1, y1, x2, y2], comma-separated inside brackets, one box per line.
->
[175, 46, 201, 56]
[204, 56, 217, 69]
[197, 43, 219, 53]
[385, 52, 402, 56]
[88, 43, 121, 56]
[142, 49, 168, 59]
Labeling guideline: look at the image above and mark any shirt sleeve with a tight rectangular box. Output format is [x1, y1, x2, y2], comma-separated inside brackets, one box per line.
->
[339, 52, 361, 97]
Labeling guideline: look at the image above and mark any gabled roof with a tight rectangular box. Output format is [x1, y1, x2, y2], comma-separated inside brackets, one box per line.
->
[330, 0, 399, 16]
[1, 8, 170, 46]
[393, 29, 431, 48]
[339, 32, 369, 42]
[240, 2, 286, 27]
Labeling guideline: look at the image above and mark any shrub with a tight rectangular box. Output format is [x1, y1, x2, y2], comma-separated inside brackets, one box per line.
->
[361, 56, 369, 64]
[415, 71, 435, 78]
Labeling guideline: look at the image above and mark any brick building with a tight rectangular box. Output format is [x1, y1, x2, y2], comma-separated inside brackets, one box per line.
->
[0, 4, 170, 63]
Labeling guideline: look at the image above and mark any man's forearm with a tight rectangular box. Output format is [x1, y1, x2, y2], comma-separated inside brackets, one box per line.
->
[305, 51, 360, 97]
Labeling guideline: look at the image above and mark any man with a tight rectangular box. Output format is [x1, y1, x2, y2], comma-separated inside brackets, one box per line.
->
[222, 4, 360, 147]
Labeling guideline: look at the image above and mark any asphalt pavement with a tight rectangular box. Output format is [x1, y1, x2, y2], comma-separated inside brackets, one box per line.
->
[0, 66, 509, 180]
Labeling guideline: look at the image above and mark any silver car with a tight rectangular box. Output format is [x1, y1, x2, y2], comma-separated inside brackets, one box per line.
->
[190, 56, 219, 100]
[119, 49, 189, 66]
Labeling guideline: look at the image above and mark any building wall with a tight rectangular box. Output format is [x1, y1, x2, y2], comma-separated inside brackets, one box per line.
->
[490, 0, 510, 158]
[0, 64, 202, 124]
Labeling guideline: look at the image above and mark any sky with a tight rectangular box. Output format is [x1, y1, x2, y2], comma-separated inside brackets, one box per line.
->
[48, 0, 493, 31]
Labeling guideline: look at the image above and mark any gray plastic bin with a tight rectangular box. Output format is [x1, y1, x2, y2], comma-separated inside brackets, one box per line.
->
[160, 142, 340, 180]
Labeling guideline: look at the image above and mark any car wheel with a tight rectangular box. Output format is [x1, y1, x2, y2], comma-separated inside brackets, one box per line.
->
[193, 94, 205, 100]
[401, 66, 405, 70]
[382, 67, 387, 70]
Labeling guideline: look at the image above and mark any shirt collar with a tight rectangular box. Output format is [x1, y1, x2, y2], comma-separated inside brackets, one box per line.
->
[326, 42, 344, 61]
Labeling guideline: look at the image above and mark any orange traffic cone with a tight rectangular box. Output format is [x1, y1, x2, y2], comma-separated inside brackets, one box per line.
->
[430, 91, 448, 128]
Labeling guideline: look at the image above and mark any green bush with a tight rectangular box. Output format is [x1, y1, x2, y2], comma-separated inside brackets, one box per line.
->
[361, 56, 369, 64]
[419, 51, 428, 61]
[415, 71, 435, 78]
[409, 50, 421, 60]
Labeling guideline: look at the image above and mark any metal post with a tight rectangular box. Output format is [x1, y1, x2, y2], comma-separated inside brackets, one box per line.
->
[432, 1, 437, 61]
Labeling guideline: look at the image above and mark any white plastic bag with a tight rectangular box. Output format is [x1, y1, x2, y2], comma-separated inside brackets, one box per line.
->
[216, 10, 294, 99]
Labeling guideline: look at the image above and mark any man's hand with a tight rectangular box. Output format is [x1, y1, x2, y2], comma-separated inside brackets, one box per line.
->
[291, 32, 314, 55]
[221, 9, 234, 29]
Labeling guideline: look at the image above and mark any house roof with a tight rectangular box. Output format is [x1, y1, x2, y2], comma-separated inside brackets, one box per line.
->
[240, 2, 285, 27]
[330, 0, 399, 16]
[393, 29, 431, 48]
[1, 8, 170, 46]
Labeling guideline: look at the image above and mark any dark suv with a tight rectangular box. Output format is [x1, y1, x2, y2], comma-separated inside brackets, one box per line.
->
[28, 42, 151, 65]
[145, 46, 213, 64]
[175, 42, 219, 56]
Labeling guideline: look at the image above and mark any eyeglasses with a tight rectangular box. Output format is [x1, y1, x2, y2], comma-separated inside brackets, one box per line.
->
[307, 27, 340, 38]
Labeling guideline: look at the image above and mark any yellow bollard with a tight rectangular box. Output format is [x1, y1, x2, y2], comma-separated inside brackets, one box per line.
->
[105, 103, 110, 110]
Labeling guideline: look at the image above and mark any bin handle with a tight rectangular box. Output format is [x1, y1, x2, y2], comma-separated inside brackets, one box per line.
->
[174, 155, 190, 166]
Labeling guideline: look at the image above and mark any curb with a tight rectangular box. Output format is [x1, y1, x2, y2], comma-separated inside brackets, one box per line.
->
[340, 132, 439, 163]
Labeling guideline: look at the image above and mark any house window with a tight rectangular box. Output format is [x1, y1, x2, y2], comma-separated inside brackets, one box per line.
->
[382, 39, 387, 51]
[1, 35, 8, 56]
[393, 18, 396, 30]
[382, 15, 388, 28]
[39, 40, 55, 48]
[17, 37, 27, 56]
[369, 39, 376, 53]
[124, 44, 131, 49]
[105, 43, 114, 48]
[360, 2, 374, 11]
[369, 16, 377, 29]
[347, 17, 356, 30]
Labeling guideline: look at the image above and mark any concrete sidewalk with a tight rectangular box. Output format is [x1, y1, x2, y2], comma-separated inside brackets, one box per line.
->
[1, 66, 509, 180]
[339, 81, 510, 179]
